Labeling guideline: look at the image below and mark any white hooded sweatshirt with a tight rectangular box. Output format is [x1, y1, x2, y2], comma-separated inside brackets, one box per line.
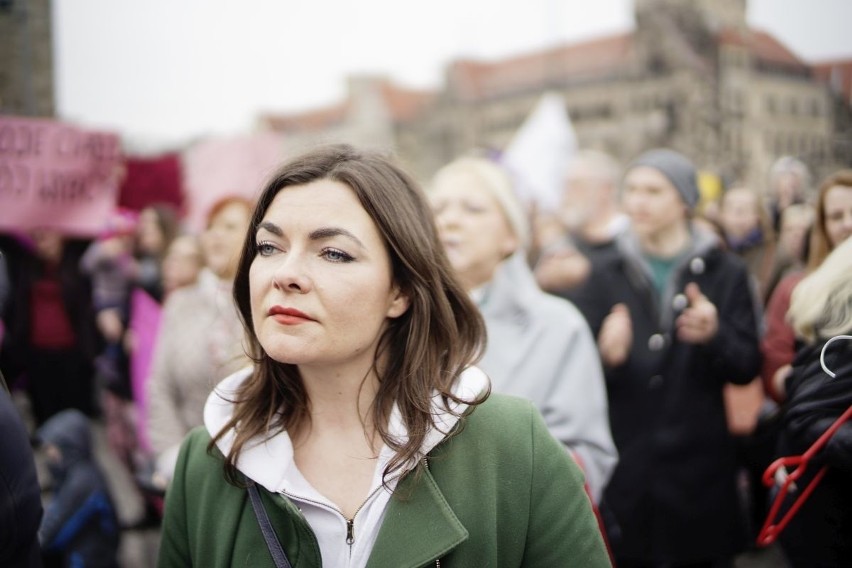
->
[203, 365, 489, 568]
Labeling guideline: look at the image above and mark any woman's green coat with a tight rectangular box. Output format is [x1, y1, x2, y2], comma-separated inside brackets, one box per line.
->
[157, 393, 612, 567]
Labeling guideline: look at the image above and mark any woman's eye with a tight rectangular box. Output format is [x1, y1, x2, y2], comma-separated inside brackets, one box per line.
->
[322, 248, 354, 263]
[256, 241, 278, 256]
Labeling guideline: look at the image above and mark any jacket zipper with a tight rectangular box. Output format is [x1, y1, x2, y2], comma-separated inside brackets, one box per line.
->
[281, 479, 391, 550]
[281, 463, 436, 562]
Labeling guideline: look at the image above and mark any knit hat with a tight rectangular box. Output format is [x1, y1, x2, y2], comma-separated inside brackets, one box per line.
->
[628, 149, 700, 211]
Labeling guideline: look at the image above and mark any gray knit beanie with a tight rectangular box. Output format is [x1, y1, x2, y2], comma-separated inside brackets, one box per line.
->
[628, 149, 700, 211]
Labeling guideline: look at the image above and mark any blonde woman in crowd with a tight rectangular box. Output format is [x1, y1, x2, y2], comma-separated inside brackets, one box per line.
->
[429, 156, 617, 504]
[773, 237, 852, 566]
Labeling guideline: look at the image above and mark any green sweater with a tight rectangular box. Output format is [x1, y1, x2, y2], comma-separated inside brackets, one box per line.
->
[157, 394, 612, 567]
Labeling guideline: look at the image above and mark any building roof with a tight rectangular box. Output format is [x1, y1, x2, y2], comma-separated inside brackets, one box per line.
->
[813, 59, 852, 104]
[263, 104, 348, 132]
[447, 33, 634, 101]
[261, 79, 436, 132]
[717, 27, 808, 69]
[261, 26, 844, 131]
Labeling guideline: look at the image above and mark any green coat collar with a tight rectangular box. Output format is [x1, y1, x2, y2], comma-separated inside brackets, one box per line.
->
[367, 465, 467, 568]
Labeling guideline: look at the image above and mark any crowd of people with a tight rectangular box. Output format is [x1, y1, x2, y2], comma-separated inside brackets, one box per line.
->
[0, 142, 850, 567]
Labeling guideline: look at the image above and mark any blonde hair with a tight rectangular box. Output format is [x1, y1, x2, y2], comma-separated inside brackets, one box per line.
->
[789, 237, 852, 343]
[430, 157, 531, 250]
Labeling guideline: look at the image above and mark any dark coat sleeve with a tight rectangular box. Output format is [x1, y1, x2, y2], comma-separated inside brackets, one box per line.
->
[781, 341, 852, 472]
[0, 388, 43, 567]
[698, 258, 762, 385]
[39, 465, 100, 550]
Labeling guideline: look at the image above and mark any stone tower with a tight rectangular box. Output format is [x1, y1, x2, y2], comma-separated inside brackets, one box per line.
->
[634, 0, 747, 32]
[630, 0, 749, 171]
[0, 0, 55, 116]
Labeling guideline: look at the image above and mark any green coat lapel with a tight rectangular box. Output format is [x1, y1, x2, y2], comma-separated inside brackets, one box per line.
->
[366, 465, 467, 568]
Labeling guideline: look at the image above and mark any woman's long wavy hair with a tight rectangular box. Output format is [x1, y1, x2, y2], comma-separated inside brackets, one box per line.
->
[790, 236, 852, 343]
[212, 144, 487, 484]
[807, 169, 852, 271]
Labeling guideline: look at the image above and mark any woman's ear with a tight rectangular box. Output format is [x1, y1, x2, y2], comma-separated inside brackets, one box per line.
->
[386, 285, 411, 319]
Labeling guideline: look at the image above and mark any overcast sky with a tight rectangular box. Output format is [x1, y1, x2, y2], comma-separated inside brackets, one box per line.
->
[52, 0, 852, 148]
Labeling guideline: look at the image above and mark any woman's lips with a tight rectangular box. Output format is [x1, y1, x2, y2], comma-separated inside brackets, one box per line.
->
[268, 306, 314, 325]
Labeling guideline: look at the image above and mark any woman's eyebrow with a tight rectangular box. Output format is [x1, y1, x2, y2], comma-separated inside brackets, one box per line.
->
[256, 221, 282, 236]
[256, 222, 364, 248]
[309, 227, 364, 248]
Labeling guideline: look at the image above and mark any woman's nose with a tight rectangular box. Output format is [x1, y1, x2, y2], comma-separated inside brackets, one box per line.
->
[437, 205, 463, 228]
[272, 253, 312, 293]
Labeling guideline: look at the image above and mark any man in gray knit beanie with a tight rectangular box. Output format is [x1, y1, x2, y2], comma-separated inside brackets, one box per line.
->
[566, 147, 762, 566]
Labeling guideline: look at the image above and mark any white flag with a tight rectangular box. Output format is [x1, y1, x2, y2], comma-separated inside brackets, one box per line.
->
[502, 92, 577, 212]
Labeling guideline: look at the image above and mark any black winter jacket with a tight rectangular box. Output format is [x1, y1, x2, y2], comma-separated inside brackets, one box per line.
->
[0, 384, 43, 567]
[776, 337, 852, 567]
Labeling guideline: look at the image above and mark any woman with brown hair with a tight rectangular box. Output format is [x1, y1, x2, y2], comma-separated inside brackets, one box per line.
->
[157, 145, 610, 567]
[762, 169, 852, 401]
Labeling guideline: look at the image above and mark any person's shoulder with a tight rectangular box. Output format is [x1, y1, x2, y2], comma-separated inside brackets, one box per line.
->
[778, 270, 806, 292]
[163, 285, 200, 308]
[452, 395, 583, 480]
[175, 426, 218, 470]
[181, 425, 215, 457]
[462, 394, 540, 440]
[534, 291, 587, 326]
[161, 284, 210, 320]
[693, 246, 750, 283]
[476, 391, 535, 413]
[695, 244, 738, 269]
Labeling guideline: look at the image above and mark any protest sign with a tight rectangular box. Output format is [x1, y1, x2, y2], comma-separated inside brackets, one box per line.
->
[0, 115, 122, 236]
[181, 132, 283, 232]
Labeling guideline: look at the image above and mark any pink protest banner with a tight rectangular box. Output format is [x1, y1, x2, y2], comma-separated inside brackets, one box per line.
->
[128, 287, 163, 452]
[181, 132, 283, 232]
[0, 115, 123, 236]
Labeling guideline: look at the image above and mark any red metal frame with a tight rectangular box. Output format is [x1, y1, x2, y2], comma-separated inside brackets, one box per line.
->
[757, 404, 852, 547]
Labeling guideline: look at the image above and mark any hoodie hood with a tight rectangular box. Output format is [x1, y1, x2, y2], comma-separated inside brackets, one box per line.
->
[37, 409, 92, 478]
[477, 252, 540, 325]
[204, 365, 490, 493]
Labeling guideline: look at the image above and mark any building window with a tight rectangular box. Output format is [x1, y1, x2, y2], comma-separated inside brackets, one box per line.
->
[766, 95, 776, 115]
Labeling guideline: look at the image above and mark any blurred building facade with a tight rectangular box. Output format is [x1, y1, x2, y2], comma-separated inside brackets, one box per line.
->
[0, 0, 55, 116]
[261, 0, 852, 192]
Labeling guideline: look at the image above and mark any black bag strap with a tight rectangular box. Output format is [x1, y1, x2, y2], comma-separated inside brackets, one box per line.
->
[247, 481, 293, 568]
